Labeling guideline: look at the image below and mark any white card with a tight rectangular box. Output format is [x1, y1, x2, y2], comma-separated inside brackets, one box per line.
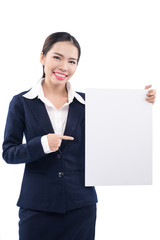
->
[85, 89, 152, 186]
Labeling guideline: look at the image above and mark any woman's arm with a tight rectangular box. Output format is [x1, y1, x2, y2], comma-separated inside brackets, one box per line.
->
[2, 95, 46, 164]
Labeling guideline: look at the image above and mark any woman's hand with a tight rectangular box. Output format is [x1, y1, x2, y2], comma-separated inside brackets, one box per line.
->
[47, 133, 74, 151]
[145, 85, 156, 104]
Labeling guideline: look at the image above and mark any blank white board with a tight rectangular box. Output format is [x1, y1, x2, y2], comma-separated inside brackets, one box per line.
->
[85, 89, 152, 186]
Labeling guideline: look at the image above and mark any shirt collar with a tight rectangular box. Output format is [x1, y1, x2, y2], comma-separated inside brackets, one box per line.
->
[22, 78, 85, 105]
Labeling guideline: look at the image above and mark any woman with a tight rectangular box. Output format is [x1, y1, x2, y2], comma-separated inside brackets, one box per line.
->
[2, 32, 156, 240]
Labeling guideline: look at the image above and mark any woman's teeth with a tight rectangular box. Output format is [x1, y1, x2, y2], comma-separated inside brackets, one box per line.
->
[54, 73, 67, 77]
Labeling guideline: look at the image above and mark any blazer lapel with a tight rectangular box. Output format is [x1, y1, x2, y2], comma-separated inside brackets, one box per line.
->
[60, 99, 84, 149]
[26, 97, 55, 134]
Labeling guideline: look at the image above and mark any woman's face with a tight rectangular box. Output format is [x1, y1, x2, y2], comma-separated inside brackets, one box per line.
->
[40, 41, 79, 86]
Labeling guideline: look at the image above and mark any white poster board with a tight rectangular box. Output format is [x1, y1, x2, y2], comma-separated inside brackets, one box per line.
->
[85, 89, 152, 186]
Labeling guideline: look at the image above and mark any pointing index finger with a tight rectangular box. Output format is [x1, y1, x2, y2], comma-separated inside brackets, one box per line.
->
[58, 135, 74, 140]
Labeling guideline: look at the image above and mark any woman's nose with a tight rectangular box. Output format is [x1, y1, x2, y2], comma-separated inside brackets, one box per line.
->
[58, 60, 68, 72]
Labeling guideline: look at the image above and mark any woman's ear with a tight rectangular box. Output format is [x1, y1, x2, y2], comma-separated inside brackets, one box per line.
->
[40, 52, 45, 65]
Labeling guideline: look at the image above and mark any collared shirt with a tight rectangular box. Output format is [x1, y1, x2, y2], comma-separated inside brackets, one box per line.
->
[23, 78, 85, 153]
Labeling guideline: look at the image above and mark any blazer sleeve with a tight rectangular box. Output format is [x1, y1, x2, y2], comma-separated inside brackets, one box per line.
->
[2, 95, 46, 164]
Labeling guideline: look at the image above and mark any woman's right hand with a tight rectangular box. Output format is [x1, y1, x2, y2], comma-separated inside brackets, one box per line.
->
[47, 133, 74, 151]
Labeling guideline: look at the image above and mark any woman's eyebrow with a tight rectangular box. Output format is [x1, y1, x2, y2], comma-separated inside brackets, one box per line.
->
[53, 52, 63, 57]
[53, 52, 77, 61]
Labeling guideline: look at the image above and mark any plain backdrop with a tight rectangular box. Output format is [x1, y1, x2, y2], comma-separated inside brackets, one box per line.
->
[0, 0, 160, 239]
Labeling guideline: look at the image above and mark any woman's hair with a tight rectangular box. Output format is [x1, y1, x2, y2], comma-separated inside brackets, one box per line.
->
[41, 32, 81, 78]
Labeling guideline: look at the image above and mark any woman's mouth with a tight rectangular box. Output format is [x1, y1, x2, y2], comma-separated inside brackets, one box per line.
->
[53, 72, 68, 80]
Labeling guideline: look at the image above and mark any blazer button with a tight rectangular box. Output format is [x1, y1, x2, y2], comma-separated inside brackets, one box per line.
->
[58, 172, 64, 177]
[56, 154, 61, 159]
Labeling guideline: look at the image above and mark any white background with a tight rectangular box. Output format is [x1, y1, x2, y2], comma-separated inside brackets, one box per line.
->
[0, 0, 160, 239]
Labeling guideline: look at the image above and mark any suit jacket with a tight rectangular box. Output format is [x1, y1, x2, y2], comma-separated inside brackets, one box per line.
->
[2, 90, 98, 213]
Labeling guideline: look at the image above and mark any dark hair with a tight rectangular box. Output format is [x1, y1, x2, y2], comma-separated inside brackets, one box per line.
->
[41, 32, 81, 78]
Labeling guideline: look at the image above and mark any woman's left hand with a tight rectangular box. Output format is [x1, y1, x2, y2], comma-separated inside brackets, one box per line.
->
[145, 85, 156, 104]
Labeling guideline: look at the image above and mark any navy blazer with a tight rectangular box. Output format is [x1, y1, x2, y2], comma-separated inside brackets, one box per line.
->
[2, 90, 98, 213]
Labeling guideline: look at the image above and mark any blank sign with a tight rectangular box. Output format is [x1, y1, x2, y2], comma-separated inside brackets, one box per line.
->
[85, 89, 152, 186]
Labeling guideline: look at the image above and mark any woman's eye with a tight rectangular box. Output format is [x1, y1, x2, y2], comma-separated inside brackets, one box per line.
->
[69, 61, 76, 64]
[53, 56, 60, 60]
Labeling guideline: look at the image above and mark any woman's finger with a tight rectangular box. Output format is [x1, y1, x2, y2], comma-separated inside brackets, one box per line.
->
[58, 135, 74, 140]
[146, 97, 155, 100]
[145, 97, 155, 103]
[145, 85, 152, 89]
[51, 146, 59, 151]
[146, 92, 156, 97]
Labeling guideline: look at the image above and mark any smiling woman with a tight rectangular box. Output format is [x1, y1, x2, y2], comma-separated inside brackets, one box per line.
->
[2, 32, 98, 240]
[2, 31, 156, 240]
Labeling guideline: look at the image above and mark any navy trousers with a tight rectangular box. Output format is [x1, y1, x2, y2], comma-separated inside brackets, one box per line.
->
[18, 204, 97, 240]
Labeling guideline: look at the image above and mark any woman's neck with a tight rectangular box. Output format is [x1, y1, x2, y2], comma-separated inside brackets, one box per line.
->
[42, 79, 68, 98]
